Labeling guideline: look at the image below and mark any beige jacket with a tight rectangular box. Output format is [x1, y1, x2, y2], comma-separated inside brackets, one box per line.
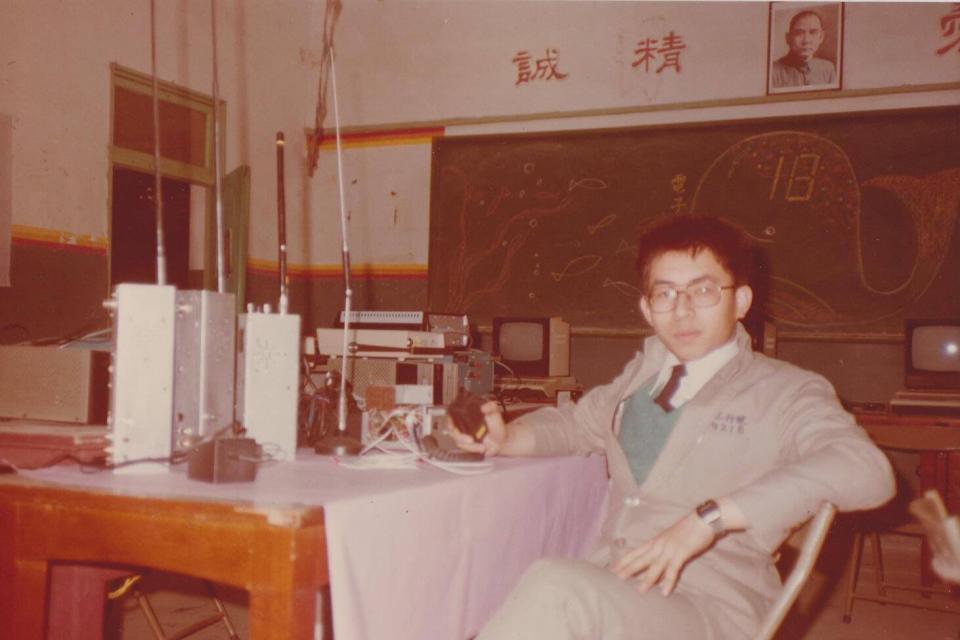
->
[510, 324, 895, 638]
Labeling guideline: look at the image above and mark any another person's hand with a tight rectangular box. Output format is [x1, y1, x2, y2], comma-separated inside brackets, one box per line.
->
[446, 400, 507, 456]
[610, 512, 716, 596]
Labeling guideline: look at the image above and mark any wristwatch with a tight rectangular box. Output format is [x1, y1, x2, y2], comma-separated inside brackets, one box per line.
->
[696, 499, 725, 536]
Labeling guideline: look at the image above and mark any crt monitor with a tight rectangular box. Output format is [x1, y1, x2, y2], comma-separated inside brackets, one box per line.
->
[904, 319, 960, 391]
[493, 317, 570, 378]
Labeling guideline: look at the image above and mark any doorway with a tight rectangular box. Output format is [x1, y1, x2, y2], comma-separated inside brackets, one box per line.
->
[110, 166, 190, 289]
[108, 64, 221, 294]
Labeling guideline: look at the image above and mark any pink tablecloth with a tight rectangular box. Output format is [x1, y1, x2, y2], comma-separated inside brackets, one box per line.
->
[25, 451, 609, 640]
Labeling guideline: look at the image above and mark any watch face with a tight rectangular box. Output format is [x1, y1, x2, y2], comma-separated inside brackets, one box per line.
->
[697, 500, 723, 533]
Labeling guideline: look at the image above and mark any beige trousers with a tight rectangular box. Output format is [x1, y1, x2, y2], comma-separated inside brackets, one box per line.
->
[476, 558, 711, 640]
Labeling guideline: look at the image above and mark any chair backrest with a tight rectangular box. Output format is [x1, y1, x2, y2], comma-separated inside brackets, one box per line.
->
[754, 502, 836, 640]
[860, 422, 960, 453]
[910, 489, 960, 584]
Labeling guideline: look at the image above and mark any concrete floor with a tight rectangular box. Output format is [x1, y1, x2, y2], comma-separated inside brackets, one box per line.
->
[105, 523, 959, 640]
[777, 518, 960, 640]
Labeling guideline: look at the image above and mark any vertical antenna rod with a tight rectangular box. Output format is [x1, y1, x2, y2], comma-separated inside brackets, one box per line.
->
[276, 132, 289, 314]
[211, 0, 226, 292]
[331, 48, 352, 438]
[150, 0, 167, 285]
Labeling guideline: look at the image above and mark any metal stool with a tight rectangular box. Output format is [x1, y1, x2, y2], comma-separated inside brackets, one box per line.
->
[108, 573, 240, 640]
[843, 422, 960, 623]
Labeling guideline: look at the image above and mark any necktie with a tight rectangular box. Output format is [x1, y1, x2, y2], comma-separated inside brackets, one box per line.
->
[654, 364, 686, 412]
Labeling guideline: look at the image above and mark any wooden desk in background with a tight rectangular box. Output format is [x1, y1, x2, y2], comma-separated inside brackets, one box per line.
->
[854, 410, 960, 513]
[854, 409, 960, 587]
[498, 375, 583, 422]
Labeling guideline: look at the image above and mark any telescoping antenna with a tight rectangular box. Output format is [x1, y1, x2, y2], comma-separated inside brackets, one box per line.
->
[276, 132, 289, 314]
[314, 47, 361, 457]
[210, 0, 227, 292]
[149, 0, 166, 285]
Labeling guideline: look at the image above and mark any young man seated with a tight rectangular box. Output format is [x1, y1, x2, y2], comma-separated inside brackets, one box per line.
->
[449, 214, 895, 639]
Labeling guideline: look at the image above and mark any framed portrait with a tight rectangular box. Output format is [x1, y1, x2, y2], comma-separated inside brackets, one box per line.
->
[767, 2, 843, 95]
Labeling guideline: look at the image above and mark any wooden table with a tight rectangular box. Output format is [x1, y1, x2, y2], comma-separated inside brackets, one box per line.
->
[0, 474, 328, 639]
[0, 452, 608, 640]
[854, 410, 960, 512]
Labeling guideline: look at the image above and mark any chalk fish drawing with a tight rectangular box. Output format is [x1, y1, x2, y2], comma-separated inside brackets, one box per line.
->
[568, 177, 608, 192]
[615, 239, 635, 255]
[587, 213, 617, 235]
[551, 255, 602, 282]
[603, 278, 642, 298]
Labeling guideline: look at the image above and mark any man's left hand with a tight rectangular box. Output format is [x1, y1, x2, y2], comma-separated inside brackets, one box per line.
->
[610, 512, 716, 596]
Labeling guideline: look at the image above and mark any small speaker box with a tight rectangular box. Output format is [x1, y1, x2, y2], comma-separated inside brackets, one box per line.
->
[0, 346, 110, 423]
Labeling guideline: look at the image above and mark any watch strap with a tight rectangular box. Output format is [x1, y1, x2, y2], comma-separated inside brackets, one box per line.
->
[696, 499, 725, 536]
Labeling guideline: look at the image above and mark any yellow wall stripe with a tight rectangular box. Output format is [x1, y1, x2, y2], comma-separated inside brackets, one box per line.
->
[248, 258, 427, 279]
[12, 224, 108, 253]
[10, 226, 426, 279]
[310, 126, 444, 150]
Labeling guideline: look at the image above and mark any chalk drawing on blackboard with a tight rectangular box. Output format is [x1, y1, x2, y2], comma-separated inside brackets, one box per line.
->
[587, 213, 617, 234]
[438, 164, 579, 312]
[477, 186, 511, 218]
[429, 107, 960, 332]
[603, 277, 642, 299]
[569, 177, 608, 191]
[691, 132, 960, 328]
[550, 255, 603, 282]
[766, 275, 840, 326]
[690, 131, 862, 326]
[858, 169, 960, 297]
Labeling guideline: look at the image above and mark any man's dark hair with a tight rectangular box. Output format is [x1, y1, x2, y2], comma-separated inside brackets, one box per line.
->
[788, 9, 824, 33]
[634, 214, 754, 293]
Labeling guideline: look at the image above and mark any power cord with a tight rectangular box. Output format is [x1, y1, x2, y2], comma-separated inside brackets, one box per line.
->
[7, 423, 277, 474]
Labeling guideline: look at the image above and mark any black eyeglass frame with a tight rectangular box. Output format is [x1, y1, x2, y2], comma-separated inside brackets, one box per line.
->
[645, 282, 737, 313]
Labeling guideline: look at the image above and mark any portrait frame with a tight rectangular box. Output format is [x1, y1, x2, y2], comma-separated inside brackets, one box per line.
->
[767, 2, 843, 95]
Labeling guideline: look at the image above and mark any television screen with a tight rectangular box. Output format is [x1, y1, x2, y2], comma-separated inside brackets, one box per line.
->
[498, 322, 546, 363]
[493, 317, 570, 378]
[905, 321, 960, 390]
[911, 326, 960, 373]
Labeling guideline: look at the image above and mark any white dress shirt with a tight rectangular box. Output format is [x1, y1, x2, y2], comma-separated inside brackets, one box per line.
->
[649, 337, 739, 409]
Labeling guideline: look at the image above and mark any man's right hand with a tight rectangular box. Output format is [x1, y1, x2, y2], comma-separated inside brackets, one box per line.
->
[447, 400, 508, 456]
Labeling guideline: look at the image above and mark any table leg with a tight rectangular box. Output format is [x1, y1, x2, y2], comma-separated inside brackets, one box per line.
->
[47, 566, 131, 640]
[6, 559, 49, 639]
[248, 586, 314, 639]
[247, 521, 327, 639]
[248, 565, 320, 640]
[0, 502, 16, 638]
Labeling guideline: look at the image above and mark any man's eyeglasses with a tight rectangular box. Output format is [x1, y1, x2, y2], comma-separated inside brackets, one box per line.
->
[646, 282, 736, 313]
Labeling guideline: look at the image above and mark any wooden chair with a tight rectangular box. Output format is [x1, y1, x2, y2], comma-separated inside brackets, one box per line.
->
[107, 573, 240, 640]
[842, 422, 960, 623]
[755, 501, 836, 640]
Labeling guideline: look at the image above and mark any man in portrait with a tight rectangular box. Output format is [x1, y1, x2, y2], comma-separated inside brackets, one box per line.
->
[771, 9, 837, 89]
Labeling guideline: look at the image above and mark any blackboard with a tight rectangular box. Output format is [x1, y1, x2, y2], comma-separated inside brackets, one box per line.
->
[427, 107, 960, 335]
